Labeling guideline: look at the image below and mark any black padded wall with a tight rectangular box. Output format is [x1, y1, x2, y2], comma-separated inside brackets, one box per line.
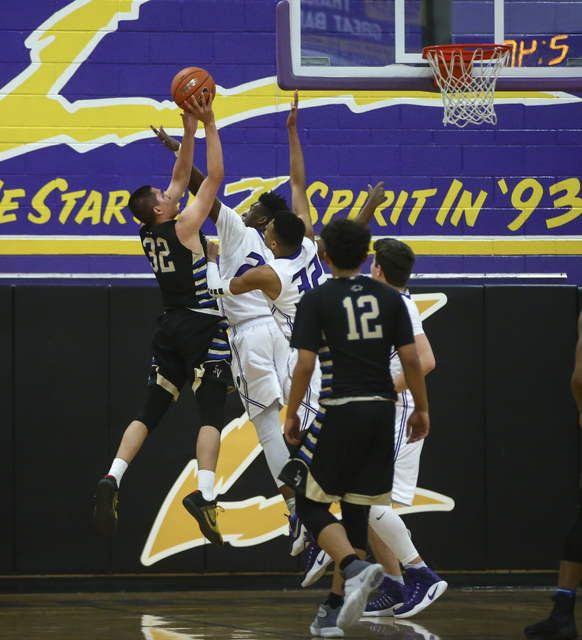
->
[13, 287, 110, 574]
[484, 286, 580, 569]
[0, 286, 14, 573]
[407, 286, 487, 571]
[2, 284, 581, 577]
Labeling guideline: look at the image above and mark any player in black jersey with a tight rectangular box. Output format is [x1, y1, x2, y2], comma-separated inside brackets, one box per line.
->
[279, 218, 430, 636]
[93, 94, 231, 547]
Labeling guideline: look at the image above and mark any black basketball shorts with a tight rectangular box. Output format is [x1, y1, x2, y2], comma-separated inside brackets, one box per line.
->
[279, 399, 396, 505]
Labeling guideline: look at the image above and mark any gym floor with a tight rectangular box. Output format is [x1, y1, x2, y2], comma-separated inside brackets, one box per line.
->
[0, 588, 557, 639]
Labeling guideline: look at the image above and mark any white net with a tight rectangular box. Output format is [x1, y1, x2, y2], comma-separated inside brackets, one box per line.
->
[423, 45, 511, 128]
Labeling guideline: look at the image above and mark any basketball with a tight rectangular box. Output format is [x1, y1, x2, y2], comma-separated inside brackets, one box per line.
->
[171, 67, 216, 109]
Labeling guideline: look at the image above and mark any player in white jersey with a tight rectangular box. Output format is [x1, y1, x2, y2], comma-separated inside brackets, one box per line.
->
[206, 212, 327, 416]
[364, 238, 447, 618]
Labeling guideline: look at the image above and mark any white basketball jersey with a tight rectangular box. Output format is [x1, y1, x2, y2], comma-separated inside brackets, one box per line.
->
[265, 237, 328, 342]
[389, 292, 424, 407]
[215, 203, 273, 326]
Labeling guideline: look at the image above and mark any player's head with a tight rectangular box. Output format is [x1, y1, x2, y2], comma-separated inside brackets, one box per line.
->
[320, 218, 371, 270]
[128, 185, 178, 226]
[264, 210, 305, 256]
[241, 191, 289, 231]
[372, 238, 416, 288]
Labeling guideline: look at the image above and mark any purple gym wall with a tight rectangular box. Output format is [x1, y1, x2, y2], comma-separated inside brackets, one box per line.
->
[1, 0, 582, 284]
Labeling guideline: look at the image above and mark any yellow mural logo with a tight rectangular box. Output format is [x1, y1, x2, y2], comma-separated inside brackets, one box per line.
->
[2, 0, 573, 162]
[141, 293, 453, 566]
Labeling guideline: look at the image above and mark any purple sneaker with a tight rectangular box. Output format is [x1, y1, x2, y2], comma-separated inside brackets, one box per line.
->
[394, 566, 448, 619]
[301, 543, 333, 587]
[362, 577, 407, 617]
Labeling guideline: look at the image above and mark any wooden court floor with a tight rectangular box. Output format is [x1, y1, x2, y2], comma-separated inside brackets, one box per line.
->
[0, 588, 562, 639]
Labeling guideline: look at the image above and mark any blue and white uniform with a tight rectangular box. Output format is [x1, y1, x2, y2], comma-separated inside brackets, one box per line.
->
[265, 236, 327, 427]
[214, 203, 291, 421]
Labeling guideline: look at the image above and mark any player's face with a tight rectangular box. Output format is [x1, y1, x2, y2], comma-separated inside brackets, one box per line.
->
[371, 256, 382, 282]
[241, 202, 268, 229]
[152, 188, 179, 218]
[263, 219, 276, 248]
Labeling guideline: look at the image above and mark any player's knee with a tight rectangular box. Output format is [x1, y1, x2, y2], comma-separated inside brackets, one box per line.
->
[135, 384, 174, 432]
[196, 377, 228, 432]
[296, 495, 336, 542]
[341, 501, 370, 551]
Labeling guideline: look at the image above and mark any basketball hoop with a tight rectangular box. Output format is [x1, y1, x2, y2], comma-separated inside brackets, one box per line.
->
[422, 44, 512, 128]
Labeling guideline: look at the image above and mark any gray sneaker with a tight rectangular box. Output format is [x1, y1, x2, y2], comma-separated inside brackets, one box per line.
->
[310, 603, 344, 638]
[338, 561, 385, 630]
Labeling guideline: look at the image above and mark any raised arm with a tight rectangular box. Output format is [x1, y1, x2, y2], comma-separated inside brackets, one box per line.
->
[354, 181, 386, 226]
[151, 123, 221, 222]
[165, 101, 198, 204]
[287, 90, 315, 242]
[175, 95, 224, 246]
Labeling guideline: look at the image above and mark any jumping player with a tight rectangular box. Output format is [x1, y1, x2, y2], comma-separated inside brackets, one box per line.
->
[93, 94, 231, 547]
[279, 217, 430, 636]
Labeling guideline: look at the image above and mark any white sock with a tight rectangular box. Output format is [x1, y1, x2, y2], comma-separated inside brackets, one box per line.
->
[107, 458, 128, 487]
[197, 470, 215, 501]
[252, 401, 289, 486]
[369, 504, 419, 565]
[286, 497, 296, 516]
[387, 573, 405, 585]
[405, 560, 427, 570]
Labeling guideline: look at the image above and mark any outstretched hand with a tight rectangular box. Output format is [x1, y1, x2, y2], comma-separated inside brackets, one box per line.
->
[287, 89, 299, 128]
[150, 125, 180, 152]
[367, 181, 386, 207]
[183, 92, 215, 126]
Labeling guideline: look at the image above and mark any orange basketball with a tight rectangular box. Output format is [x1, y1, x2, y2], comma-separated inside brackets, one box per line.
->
[171, 67, 216, 109]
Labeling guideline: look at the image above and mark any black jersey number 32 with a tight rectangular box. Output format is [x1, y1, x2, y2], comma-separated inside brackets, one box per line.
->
[342, 295, 383, 341]
[142, 237, 176, 273]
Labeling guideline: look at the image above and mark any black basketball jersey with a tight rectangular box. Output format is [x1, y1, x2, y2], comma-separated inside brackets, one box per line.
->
[291, 275, 414, 401]
[139, 221, 218, 313]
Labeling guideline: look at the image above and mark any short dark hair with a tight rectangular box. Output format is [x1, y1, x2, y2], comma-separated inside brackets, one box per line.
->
[258, 191, 289, 222]
[373, 238, 416, 287]
[128, 185, 157, 226]
[320, 218, 371, 269]
[271, 210, 305, 252]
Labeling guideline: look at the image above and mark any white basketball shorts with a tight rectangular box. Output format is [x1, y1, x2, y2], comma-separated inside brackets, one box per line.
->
[229, 317, 291, 421]
[392, 396, 424, 506]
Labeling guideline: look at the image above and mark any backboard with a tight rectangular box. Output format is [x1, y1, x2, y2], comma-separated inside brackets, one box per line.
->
[276, 0, 582, 91]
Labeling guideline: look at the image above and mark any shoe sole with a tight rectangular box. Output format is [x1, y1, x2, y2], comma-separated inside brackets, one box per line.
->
[394, 580, 448, 619]
[309, 623, 345, 638]
[93, 479, 117, 537]
[361, 605, 398, 617]
[301, 553, 334, 587]
[338, 564, 385, 630]
[182, 497, 224, 547]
